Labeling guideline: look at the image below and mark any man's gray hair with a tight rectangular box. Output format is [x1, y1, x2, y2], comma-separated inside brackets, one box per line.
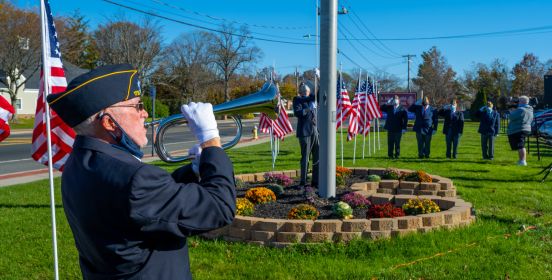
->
[519, 95, 529, 104]
[72, 112, 100, 136]
[299, 83, 310, 95]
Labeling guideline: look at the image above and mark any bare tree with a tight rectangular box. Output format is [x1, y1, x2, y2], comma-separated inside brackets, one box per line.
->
[93, 17, 162, 83]
[511, 53, 545, 97]
[372, 70, 404, 92]
[208, 24, 262, 102]
[160, 30, 216, 103]
[412, 46, 457, 104]
[0, 2, 41, 118]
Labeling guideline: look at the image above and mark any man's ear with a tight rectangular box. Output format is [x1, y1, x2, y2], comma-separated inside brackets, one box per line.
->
[99, 113, 117, 133]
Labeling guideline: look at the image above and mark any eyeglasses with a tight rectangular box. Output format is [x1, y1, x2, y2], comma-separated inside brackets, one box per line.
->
[110, 102, 145, 111]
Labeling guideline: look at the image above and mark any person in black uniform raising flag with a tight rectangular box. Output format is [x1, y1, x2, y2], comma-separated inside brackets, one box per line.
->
[47, 64, 236, 279]
[380, 95, 408, 159]
[292, 83, 319, 190]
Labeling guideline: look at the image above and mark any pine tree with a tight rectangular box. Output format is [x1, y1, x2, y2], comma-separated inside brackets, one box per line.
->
[470, 89, 487, 121]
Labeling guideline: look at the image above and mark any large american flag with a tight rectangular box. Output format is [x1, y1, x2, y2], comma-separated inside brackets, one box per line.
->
[336, 73, 351, 128]
[31, 0, 75, 171]
[366, 80, 382, 120]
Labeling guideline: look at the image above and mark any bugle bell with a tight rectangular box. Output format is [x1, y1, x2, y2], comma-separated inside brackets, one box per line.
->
[144, 82, 280, 163]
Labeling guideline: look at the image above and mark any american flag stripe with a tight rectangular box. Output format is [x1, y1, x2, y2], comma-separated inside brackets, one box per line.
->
[257, 104, 294, 140]
[31, 0, 75, 171]
[336, 74, 352, 129]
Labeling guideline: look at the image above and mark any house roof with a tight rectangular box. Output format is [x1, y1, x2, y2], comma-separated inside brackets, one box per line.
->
[0, 61, 88, 90]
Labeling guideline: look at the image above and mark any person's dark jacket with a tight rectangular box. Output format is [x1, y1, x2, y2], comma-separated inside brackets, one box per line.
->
[381, 104, 408, 132]
[475, 108, 500, 136]
[408, 104, 438, 135]
[62, 136, 236, 280]
[438, 108, 464, 135]
[293, 94, 317, 137]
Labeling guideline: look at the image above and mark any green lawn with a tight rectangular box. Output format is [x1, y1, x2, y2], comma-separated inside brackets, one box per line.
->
[9, 118, 35, 129]
[1, 122, 551, 279]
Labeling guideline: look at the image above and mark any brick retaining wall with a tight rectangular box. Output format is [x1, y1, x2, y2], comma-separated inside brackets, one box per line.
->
[203, 168, 474, 247]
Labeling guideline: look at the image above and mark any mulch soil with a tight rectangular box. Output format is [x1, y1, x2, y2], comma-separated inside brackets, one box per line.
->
[236, 176, 372, 219]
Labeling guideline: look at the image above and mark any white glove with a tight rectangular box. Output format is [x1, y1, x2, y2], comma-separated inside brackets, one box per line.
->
[180, 102, 220, 144]
[188, 144, 202, 176]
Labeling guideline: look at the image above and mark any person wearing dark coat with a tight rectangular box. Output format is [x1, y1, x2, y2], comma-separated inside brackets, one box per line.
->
[381, 95, 409, 158]
[438, 99, 464, 159]
[293, 83, 319, 188]
[408, 96, 439, 158]
[475, 101, 500, 160]
[46, 64, 236, 280]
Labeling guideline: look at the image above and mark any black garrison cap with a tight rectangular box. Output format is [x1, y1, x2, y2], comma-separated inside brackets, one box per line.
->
[47, 64, 142, 127]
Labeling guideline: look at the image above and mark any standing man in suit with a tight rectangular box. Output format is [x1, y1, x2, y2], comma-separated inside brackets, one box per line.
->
[408, 96, 439, 158]
[475, 101, 500, 160]
[47, 64, 236, 279]
[293, 83, 319, 189]
[438, 99, 464, 159]
[381, 95, 409, 159]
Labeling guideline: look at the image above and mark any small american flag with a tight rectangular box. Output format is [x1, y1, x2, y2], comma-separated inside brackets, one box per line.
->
[31, 0, 75, 171]
[257, 103, 294, 140]
[366, 80, 382, 120]
[336, 73, 351, 128]
[0, 95, 15, 142]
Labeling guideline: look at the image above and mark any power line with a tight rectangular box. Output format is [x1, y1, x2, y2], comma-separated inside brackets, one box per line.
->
[337, 26, 382, 72]
[148, 0, 312, 30]
[342, 4, 401, 57]
[101, 0, 315, 46]
[341, 24, 552, 41]
[114, 0, 311, 43]
[338, 21, 398, 60]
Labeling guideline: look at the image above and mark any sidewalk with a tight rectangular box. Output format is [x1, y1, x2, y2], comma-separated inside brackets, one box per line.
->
[0, 135, 273, 187]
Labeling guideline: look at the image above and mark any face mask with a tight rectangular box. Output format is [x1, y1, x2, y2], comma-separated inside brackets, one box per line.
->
[393, 99, 399, 106]
[101, 113, 144, 159]
[422, 101, 428, 106]
[451, 105, 456, 112]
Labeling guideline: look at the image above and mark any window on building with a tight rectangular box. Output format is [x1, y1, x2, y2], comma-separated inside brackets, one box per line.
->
[15, 99, 22, 110]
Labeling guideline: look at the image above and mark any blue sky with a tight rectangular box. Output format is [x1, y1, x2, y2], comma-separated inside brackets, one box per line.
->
[14, 0, 552, 85]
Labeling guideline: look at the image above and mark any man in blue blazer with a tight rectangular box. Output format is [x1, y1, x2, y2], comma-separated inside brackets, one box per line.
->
[408, 96, 439, 158]
[475, 101, 500, 160]
[293, 83, 319, 188]
[47, 64, 236, 280]
[438, 99, 464, 159]
[381, 95, 409, 158]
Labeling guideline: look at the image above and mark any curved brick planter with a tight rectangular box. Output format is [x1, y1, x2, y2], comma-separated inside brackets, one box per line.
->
[203, 168, 475, 247]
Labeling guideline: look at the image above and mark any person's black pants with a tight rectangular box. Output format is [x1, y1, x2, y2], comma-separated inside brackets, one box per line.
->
[445, 132, 460, 158]
[298, 133, 319, 186]
[481, 134, 495, 159]
[387, 131, 402, 158]
[416, 132, 432, 158]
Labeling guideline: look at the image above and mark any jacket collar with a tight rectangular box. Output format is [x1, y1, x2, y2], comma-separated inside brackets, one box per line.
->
[72, 135, 141, 162]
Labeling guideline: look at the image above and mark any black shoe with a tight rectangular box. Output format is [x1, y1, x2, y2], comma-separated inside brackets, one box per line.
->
[424, 155, 430, 158]
[418, 155, 424, 159]
[453, 156, 457, 159]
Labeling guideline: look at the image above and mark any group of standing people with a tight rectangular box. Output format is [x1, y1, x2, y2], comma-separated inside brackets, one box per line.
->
[381, 96, 464, 160]
[381, 94, 533, 166]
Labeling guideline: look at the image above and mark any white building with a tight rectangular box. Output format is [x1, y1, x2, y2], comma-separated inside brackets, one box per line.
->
[0, 62, 87, 117]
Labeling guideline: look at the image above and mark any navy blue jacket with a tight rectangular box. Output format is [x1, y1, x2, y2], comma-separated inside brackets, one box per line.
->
[293, 94, 317, 137]
[438, 108, 464, 136]
[381, 104, 408, 132]
[408, 104, 439, 135]
[475, 109, 500, 136]
[62, 136, 236, 280]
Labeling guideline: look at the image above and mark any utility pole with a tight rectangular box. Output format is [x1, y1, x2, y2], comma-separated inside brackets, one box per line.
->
[402, 54, 416, 92]
[295, 66, 299, 96]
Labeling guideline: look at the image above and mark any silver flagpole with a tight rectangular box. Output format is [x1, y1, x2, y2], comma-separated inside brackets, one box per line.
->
[376, 80, 381, 150]
[362, 72, 368, 158]
[40, 0, 59, 279]
[270, 127, 275, 170]
[339, 67, 344, 167]
[353, 69, 361, 165]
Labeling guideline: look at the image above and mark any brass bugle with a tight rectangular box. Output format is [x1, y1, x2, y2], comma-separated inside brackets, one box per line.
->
[144, 82, 280, 163]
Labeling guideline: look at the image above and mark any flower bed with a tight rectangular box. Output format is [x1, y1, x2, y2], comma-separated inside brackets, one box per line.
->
[202, 168, 474, 247]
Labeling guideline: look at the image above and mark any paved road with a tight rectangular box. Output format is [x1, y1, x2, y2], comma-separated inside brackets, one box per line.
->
[0, 118, 290, 176]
